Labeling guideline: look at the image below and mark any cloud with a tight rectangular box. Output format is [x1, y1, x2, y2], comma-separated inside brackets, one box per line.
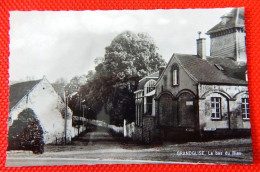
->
[9, 8, 233, 82]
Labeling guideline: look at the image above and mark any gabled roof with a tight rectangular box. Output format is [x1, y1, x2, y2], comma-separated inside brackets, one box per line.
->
[156, 53, 247, 86]
[206, 8, 245, 34]
[9, 80, 41, 111]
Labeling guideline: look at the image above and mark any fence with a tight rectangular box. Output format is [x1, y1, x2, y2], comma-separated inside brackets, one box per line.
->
[87, 119, 135, 139]
[124, 121, 135, 138]
[108, 124, 124, 134]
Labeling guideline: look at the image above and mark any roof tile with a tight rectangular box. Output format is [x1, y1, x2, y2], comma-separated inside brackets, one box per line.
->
[175, 54, 247, 85]
[9, 80, 41, 111]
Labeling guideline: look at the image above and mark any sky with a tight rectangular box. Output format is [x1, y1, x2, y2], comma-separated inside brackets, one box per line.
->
[9, 8, 233, 83]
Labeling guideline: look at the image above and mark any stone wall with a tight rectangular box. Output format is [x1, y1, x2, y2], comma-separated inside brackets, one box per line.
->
[198, 84, 250, 131]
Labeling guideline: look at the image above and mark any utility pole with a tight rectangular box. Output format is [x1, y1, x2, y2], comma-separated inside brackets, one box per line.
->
[65, 96, 68, 144]
[64, 88, 68, 145]
[82, 105, 86, 126]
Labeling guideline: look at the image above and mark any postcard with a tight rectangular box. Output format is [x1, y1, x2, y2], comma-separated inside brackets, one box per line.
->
[7, 8, 252, 166]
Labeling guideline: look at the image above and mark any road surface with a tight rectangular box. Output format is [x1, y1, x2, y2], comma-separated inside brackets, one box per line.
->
[6, 128, 253, 166]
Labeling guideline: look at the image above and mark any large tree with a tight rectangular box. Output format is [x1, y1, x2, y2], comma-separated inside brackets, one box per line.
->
[98, 31, 165, 78]
[80, 31, 166, 125]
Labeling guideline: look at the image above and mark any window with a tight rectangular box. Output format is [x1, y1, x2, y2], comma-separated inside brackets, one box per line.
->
[211, 97, 221, 119]
[173, 69, 178, 85]
[144, 80, 156, 95]
[172, 64, 179, 86]
[242, 98, 249, 120]
[135, 91, 143, 126]
[172, 69, 179, 86]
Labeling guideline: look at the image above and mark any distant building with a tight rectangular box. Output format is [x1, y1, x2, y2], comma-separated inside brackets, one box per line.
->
[134, 71, 159, 143]
[134, 8, 250, 143]
[207, 8, 246, 62]
[8, 77, 75, 148]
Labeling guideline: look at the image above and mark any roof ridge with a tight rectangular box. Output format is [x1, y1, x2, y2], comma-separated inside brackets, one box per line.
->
[10, 79, 41, 86]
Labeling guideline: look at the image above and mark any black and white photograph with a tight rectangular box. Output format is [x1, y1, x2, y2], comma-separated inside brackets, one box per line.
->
[7, 8, 252, 166]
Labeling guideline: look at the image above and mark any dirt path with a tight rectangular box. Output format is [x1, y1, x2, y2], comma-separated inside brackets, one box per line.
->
[6, 129, 253, 166]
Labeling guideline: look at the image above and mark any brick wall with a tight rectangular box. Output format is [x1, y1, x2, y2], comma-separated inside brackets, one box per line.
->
[133, 126, 142, 142]
[142, 116, 155, 144]
[133, 116, 156, 144]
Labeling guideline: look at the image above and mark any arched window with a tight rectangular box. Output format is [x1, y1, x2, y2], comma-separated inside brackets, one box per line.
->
[172, 64, 179, 86]
[144, 79, 156, 95]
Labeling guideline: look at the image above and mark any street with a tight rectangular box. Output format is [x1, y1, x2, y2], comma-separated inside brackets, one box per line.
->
[6, 127, 253, 166]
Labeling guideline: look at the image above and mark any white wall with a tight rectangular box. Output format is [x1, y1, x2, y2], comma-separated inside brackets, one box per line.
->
[9, 78, 74, 144]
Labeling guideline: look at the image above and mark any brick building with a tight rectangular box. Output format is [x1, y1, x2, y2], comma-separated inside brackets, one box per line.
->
[134, 8, 250, 143]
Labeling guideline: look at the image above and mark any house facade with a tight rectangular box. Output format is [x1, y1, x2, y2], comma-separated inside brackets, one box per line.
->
[8, 77, 76, 147]
[133, 72, 159, 143]
[134, 8, 250, 143]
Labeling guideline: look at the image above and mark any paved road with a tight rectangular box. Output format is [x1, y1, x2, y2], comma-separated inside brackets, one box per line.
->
[6, 128, 253, 166]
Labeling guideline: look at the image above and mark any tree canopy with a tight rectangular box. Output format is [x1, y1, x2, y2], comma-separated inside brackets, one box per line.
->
[97, 31, 165, 79]
[75, 31, 166, 125]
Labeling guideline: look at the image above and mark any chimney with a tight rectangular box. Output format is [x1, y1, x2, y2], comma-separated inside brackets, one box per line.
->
[196, 31, 206, 60]
[159, 66, 166, 76]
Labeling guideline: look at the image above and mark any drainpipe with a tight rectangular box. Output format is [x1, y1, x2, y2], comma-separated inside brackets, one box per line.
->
[227, 100, 231, 130]
[197, 83, 202, 138]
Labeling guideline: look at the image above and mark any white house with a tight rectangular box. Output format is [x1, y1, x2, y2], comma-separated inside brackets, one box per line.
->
[8, 77, 76, 145]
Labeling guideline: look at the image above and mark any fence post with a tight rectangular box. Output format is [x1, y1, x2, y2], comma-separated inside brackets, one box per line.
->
[123, 119, 126, 137]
